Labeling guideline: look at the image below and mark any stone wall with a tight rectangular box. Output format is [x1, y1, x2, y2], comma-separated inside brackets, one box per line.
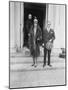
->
[48, 4, 65, 49]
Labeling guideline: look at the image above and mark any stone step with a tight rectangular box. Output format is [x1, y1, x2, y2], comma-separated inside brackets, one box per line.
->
[10, 56, 65, 71]
[10, 62, 65, 71]
[10, 56, 65, 63]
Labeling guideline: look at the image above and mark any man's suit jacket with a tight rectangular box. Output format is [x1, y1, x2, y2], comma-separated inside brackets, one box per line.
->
[43, 28, 55, 48]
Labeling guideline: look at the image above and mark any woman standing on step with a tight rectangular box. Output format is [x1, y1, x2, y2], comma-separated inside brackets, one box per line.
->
[29, 17, 42, 67]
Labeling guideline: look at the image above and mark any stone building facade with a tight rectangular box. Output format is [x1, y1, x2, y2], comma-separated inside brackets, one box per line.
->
[10, 2, 66, 55]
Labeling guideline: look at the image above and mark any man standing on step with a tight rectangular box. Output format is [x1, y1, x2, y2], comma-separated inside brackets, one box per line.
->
[43, 21, 55, 67]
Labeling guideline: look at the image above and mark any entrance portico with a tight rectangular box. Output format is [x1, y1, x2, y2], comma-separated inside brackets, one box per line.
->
[10, 2, 65, 56]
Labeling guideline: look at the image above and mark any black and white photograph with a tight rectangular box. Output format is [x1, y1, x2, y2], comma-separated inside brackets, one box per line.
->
[9, 1, 66, 89]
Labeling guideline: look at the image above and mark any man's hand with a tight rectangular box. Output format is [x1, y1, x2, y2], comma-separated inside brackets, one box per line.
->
[42, 43, 44, 47]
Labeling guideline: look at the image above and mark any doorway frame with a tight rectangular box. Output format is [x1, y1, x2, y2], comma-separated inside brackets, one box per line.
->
[22, 3, 49, 48]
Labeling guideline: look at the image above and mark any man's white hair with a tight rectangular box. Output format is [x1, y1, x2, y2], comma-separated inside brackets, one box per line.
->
[47, 21, 51, 25]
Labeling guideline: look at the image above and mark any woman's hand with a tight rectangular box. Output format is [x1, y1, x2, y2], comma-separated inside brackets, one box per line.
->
[42, 43, 44, 47]
[49, 39, 52, 42]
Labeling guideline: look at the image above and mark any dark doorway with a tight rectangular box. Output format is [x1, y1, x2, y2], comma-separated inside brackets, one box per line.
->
[23, 2, 46, 47]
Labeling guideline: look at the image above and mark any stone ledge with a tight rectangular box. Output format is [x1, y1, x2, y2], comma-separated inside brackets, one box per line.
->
[10, 47, 62, 57]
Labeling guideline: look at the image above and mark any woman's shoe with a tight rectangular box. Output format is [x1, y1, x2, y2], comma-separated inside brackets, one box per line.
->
[34, 64, 37, 68]
[31, 63, 35, 66]
[43, 64, 46, 68]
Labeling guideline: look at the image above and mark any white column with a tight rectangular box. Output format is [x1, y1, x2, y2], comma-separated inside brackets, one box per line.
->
[48, 4, 55, 29]
[14, 2, 20, 50]
[20, 2, 24, 48]
[48, 4, 65, 49]
[10, 2, 24, 53]
[44, 4, 56, 29]
[53, 5, 65, 48]
[53, 5, 61, 48]
[43, 4, 49, 29]
[10, 2, 16, 53]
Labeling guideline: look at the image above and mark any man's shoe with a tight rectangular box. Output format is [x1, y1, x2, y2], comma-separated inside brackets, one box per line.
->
[48, 64, 52, 67]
